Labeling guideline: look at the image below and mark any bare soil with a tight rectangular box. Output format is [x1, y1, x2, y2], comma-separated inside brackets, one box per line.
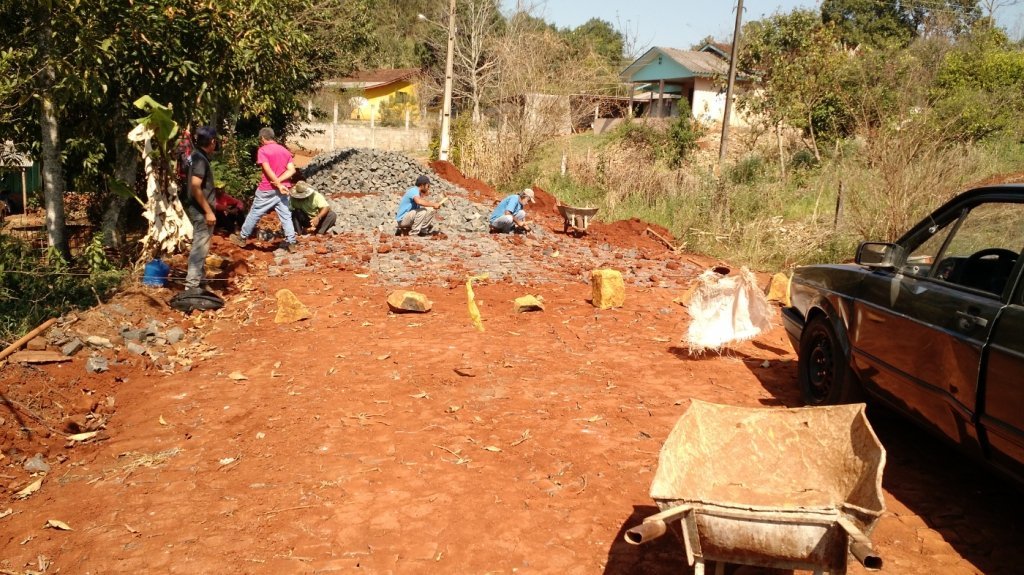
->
[1, 163, 1022, 574]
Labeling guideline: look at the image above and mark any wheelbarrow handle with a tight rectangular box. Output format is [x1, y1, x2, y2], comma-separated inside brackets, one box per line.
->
[623, 504, 692, 545]
[838, 517, 883, 571]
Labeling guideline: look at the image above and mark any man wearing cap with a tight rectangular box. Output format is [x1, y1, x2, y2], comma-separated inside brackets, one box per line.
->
[290, 181, 337, 235]
[182, 126, 219, 295]
[395, 175, 442, 236]
[213, 180, 245, 234]
[230, 127, 298, 252]
[489, 188, 536, 233]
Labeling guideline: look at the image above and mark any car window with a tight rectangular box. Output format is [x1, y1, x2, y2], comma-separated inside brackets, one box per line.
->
[903, 216, 958, 277]
[932, 202, 1024, 295]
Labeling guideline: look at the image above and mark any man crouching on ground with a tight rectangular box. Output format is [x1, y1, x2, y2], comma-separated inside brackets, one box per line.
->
[395, 175, 442, 236]
[290, 182, 337, 235]
[489, 188, 535, 233]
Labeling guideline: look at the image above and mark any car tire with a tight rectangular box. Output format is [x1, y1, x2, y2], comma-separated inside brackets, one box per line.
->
[798, 315, 860, 405]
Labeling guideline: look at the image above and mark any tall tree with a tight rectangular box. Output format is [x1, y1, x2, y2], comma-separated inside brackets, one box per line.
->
[566, 18, 625, 67]
[822, 0, 982, 48]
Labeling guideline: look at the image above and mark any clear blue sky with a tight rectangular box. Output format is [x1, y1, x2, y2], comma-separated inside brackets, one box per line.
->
[501, 1, 1024, 53]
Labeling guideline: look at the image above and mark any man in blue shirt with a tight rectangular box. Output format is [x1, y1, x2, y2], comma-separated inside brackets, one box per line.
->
[489, 188, 535, 233]
[395, 175, 442, 236]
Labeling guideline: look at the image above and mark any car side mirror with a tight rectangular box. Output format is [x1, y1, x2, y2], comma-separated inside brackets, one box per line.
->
[856, 242, 903, 268]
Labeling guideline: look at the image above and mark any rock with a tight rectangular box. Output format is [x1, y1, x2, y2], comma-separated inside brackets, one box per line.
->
[387, 290, 432, 313]
[121, 329, 146, 343]
[274, 289, 312, 324]
[62, 338, 84, 356]
[24, 454, 50, 474]
[26, 336, 47, 351]
[85, 335, 113, 348]
[513, 295, 545, 313]
[591, 269, 625, 309]
[766, 272, 791, 306]
[85, 356, 109, 373]
[165, 327, 185, 345]
[205, 253, 226, 270]
[127, 342, 147, 356]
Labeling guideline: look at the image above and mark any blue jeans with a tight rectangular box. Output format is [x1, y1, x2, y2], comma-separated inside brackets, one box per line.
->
[490, 210, 525, 232]
[240, 189, 296, 243]
[185, 206, 212, 290]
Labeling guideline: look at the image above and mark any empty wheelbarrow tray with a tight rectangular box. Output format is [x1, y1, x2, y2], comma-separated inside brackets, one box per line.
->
[626, 400, 886, 575]
[556, 204, 598, 234]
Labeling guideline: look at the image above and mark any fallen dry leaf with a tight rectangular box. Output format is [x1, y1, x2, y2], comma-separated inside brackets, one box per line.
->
[376, 353, 391, 361]
[45, 519, 72, 531]
[0, 508, 12, 519]
[158, 415, 167, 426]
[15, 478, 42, 499]
[67, 431, 99, 442]
[228, 371, 248, 381]
[482, 446, 502, 452]
[410, 391, 430, 399]
[446, 405, 462, 413]
[124, 524, 139, 534]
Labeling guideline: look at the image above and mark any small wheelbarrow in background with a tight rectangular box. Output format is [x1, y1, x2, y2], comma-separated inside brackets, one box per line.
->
[556, 204, 599, 236]
[625, 400, 886, 575]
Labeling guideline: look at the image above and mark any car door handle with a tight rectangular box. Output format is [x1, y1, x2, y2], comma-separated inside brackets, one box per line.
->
[955, 310, 989, 329]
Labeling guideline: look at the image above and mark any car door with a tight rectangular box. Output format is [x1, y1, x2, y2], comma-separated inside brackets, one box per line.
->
[981, 269, 1024, 483]
[851, 199, 1024, 454]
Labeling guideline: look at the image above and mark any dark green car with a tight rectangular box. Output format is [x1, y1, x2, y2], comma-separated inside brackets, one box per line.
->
[783, 186, 1024, 484]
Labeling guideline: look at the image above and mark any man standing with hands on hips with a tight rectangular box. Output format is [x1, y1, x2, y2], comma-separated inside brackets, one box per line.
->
[230, 127, 298, 252]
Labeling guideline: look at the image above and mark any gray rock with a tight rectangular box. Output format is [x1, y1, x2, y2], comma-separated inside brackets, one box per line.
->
[62, 338, 84, 356]
[85, 356, 109, 373]
[122, 329, 146, 342]
[127, 342, 147, 356]
[24, 454, 50, 474]
[165, 327, 185, 345]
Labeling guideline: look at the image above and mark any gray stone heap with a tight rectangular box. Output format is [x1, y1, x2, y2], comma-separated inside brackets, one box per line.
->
[300, 148, 500, 236]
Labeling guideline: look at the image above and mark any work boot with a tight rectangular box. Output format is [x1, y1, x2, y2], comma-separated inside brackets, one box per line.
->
[228, 233, 247, 248]
[281, 242, 297, 254]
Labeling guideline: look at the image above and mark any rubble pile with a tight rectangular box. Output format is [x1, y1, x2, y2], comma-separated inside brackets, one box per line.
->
[303, 148, 492, 235]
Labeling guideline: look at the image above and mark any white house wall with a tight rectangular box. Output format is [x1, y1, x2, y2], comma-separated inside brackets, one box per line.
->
[690, 77, 752, 127]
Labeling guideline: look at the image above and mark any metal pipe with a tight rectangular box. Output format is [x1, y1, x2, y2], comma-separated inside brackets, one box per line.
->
[838, 517, 882, 570]
[623, 504, 691, 545]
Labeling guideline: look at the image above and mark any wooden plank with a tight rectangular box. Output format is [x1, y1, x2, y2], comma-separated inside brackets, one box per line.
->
[8, 351, 71, 364]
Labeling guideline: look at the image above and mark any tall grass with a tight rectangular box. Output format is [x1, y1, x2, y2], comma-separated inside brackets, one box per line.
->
[521, 125, 1024, 271]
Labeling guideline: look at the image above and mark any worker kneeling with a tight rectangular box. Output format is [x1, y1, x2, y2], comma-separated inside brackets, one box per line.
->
[290, 182, 337, 235]
[489, 188, 535, 233]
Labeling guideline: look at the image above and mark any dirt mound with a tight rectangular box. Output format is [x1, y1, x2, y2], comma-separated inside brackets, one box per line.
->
[586, 218, 676, 253]
[973, 172, 1024, 186]
[429, 160, 501, 203]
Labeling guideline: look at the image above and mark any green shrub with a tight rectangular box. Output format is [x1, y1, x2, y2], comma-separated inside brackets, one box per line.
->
[727, 155, 767, 185]
[0, 234, 125, 340]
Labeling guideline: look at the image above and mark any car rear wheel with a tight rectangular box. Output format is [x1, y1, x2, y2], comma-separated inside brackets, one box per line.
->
[798, 315, 859, 405]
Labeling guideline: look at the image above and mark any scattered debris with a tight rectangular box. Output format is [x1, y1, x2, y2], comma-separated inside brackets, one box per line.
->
[465, 274, 489, 331]
[85, 356, 110, 373]
[45, 519, 73, 531]
[513, 295, 545, 313]
[685, 267, 774, 354]
[8, 351, 72, 364]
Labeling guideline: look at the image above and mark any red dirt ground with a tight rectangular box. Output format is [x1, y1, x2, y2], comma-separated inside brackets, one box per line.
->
[1, 162, 1022, 575]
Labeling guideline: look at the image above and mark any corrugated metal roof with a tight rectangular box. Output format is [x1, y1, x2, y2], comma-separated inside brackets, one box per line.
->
[659, 48, 730, 77]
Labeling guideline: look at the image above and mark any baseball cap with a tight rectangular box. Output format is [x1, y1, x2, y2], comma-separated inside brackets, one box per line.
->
[415, 175, 431, 186]
[521, 188, 536, 203]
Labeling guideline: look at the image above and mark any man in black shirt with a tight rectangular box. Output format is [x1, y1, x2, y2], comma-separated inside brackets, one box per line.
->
[183, 126, 219, 295]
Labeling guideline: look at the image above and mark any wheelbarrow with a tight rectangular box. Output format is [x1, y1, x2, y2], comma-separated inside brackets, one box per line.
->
[625, 400, 886, 575]
[556, 204, 599, 235]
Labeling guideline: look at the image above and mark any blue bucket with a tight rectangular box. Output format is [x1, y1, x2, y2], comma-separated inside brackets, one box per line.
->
[142, 258, 170, 287]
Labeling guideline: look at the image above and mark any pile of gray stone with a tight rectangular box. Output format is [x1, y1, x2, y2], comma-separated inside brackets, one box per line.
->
[300, 148, 493, 235]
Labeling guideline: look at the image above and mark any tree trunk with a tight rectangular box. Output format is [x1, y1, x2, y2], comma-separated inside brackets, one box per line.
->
[776, 122, 786, 180]
[101, 136, 139, 252]
[808, 110, 821, 162]
[37, 20, 70, 261]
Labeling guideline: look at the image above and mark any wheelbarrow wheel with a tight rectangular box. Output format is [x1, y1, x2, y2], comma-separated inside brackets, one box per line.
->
[797, 315, 861, 406]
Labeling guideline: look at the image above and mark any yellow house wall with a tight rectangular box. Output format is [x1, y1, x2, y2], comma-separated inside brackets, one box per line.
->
[351, 81, 419, 122]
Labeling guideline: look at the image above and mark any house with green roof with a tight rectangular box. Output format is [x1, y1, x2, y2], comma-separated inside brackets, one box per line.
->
[620, 44, 751, 126]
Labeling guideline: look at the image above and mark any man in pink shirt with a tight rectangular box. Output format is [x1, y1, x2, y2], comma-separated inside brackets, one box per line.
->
[230, 127, 298, 252]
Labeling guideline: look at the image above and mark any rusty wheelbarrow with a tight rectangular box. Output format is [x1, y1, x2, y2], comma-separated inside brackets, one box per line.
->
[625, 400, 886, 575]
[556, 204, 599, 235]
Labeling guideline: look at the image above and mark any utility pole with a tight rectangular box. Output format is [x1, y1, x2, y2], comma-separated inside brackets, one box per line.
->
[718, 0, 744, 166]
[439, 0, 457, 162]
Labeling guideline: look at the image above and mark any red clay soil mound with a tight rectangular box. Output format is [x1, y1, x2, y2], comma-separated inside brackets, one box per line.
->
[429, 160, 502, 203]
[586, 218, 676, 252]
[528, 185, 559, 214]
[973, 172, 1024, 186]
